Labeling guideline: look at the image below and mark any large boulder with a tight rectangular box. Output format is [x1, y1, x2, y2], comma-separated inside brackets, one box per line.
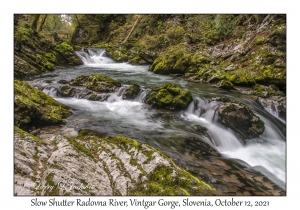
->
[149, 45, 191, 75]
[52, 42, 82, 66]
[145, 84, 193, 110]
[14, 128, 216, 196]
[216, 98, 265, 141]
[14, 80, 72, 129]
[69, 74, 121, 93]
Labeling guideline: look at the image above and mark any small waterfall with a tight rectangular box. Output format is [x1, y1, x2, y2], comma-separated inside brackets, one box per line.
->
[87, 48, 106, 57]
[116, 86, 127, 96]
[75, 48, 115, 65]
[257, 99, 285, 123]
[134, 90, 148, 102]
[186, 101, 195, 114]
[43, 87, 60, 98]
[75, 51, 93, 64]
[184, 97, 285, 186]
[107, 86, 127, 103]
[265, 103, 279, 118]
[184, 98, 244, 151]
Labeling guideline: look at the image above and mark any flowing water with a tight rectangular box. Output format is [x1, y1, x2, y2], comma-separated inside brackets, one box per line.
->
[28, 48, 286, 190]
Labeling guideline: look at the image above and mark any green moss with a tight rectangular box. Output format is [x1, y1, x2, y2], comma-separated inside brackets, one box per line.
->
[157, 89, 174, 106]
[49, 165, 63, 170]
[111, 136, 140, 148]
[146, 84, 193, 110]
[150, 45, 190, 75]
[254, 36, 266, 45]
[44, 52, 57, 64]
[129, 164, 215, 196]
[45, 173, 60, 195]
[70, 74, 121, 92]
[122, 84, 140, 100]
[53, 42, 82, 65]
[218, 80, 234, 90]
[252, 84, 283, 97]
[166, 26, 185, 43]
[87, 94, 98, 101]
[72, 129, 215, 195]
[14, 80, 72, 128]
[67, 137, 94, 159]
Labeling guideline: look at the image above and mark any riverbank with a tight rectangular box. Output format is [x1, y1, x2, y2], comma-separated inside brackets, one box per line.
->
[14, 14, 286, 196]
[71, 15, 286, 96]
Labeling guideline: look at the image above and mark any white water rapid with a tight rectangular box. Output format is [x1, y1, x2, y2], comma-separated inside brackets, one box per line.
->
[33, 48, 286, 190]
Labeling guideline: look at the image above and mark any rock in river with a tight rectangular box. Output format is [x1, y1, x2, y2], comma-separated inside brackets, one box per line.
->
[145, 84, 193, 110]
[216, 97, 265, 141]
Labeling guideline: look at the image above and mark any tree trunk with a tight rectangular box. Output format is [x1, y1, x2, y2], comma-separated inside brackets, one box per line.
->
[32, 14, 41, 31]
[38, 15, 47, 31]
[123, 15, 141, 43]
[75, 15, 81, 26]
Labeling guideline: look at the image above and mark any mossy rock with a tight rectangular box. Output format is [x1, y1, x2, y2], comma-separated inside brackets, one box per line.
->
[14, 80, 72, 129]
[53, 42, 82, 66]
[58, 80, 68, 84]
[217, 80, 234, 90]
[69, 74, 121, 93]
[145, 84, 193, 110]
[217, 98, 265, 141]
[149, 45, 191, 75]
[74, 129, 216, 196]
[254, 36, 266, 46]
[122, 84, 141, 100]
[58, 86, 76, 97]
[14, 23, 82, 79]
[87, 94, 98, 101]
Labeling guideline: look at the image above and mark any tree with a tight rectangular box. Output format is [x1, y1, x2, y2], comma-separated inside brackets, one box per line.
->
[39, 15, 47, 31]
[31, 14, 41, 31]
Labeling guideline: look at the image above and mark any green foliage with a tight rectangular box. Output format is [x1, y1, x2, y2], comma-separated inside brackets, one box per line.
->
[157, 20, 165, 33]
[44, 15, 64, 31]
[166, 26, 185, 42]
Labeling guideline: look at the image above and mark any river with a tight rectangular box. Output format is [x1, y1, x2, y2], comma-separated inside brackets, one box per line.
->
[28, 48, 286, 190]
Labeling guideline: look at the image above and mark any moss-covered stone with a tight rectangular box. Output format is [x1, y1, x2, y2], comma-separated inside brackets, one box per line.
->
[145, 84, 193, 110]
[122, 84, 141, 100]
[69, 74, 121, 93]
[74, 129, 216, 196]
[251, 84, 283, 98]
[87, 94, 98, 101]
[57, 80, 68, 84]
[217, 80, 234, 90]
[14, 80, 72, 129]
[149, 45, 191, 75]
[53, 42, 82, 66]
[58, 86, 76, 97]
[44, 52, 58, 64]
[217, 98, 265, 141]
[254, 36, 266, 45]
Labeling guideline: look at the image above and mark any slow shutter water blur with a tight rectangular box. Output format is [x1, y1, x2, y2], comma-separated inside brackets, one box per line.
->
[29, 49, 286, 189]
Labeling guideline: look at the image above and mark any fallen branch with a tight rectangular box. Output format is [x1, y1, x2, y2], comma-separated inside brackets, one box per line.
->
[123, 15, 141, 44]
